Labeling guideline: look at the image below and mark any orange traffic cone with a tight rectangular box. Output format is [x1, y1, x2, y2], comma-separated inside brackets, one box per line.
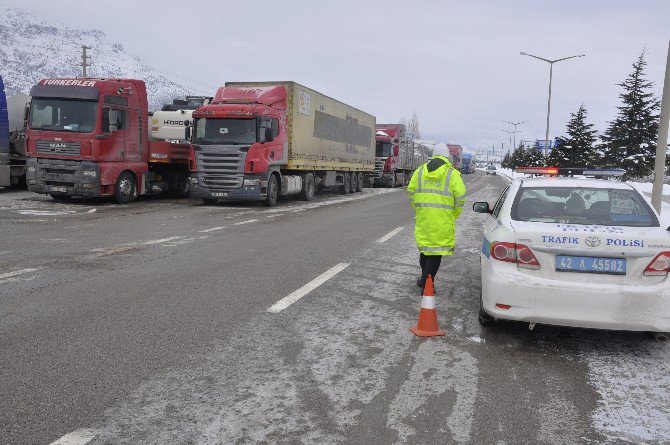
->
[410, 275, 445, 337]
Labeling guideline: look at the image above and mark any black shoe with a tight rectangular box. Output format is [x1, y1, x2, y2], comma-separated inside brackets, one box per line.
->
[417, 277, 425, 288]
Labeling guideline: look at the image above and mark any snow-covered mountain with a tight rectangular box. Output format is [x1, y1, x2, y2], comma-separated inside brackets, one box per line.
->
[0, 8, 200, 110]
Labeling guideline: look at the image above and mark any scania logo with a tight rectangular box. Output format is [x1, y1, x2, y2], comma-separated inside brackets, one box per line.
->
[585, 236, 601, 247]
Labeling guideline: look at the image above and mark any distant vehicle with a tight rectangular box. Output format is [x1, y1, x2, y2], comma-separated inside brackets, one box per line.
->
[189, 81, 376, 206]
[447, 144, 462, 169]
[460, 153, 475, 174]
[372, 124, 428, 187]
[24, 78, 194, 202]
[150, 96, 211, 141]
[486, 164, 497, 175]
[473, 167, 670, 334]
[0, 75, 29, 188]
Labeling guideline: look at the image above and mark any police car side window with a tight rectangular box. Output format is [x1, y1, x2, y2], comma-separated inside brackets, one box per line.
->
[492, 185, 510, 219]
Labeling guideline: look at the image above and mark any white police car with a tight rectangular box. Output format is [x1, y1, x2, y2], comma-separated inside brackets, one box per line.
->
[473, 167, 670, 334]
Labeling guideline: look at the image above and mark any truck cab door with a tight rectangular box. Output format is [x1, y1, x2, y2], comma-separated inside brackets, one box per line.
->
[260, 117, 283, 163]
[124, 107, 140, 161]
[103, 107, 125, 161]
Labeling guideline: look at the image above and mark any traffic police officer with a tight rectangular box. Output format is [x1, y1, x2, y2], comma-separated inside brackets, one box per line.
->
[407, 155, 466, 291]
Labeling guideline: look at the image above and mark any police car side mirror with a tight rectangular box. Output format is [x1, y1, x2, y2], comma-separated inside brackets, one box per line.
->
[473, 202, 491, 214]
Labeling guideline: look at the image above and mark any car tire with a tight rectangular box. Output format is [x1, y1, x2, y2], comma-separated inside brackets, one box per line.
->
[202, 198, 218, 205]
[265, 173, 278, 207]
[172, 172, 191, 198]
[300, 173, 315, 201]
[478, 290, 495, 326]
[114, 171, 137, 204]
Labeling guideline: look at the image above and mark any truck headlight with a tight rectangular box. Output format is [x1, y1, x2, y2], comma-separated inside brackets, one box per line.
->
[243, 179, 260, 186]
[83, 170, 97, 177]
[190, 177, 199, 184]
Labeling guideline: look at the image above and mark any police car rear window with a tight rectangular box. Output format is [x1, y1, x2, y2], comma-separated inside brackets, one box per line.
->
[511, 187, 659, 227]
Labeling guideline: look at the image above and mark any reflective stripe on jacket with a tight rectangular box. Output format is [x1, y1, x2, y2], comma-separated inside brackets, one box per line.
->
[407, 155, 467, 256]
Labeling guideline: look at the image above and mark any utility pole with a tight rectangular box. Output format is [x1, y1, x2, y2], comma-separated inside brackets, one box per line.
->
[79, 45, 92, 77]
[652, 40, 670, 215]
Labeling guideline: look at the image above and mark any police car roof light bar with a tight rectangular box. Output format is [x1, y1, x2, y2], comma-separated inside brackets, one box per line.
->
[514, 167, 625, 177]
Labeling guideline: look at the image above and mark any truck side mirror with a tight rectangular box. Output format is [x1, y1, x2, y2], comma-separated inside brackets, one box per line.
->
[23, 103, 29, 126]
[184, 126, 191, 141]
[108, 109, 118, 132]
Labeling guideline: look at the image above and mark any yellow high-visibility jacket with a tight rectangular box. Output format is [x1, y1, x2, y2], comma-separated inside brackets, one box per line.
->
[407, 155, 467, 256]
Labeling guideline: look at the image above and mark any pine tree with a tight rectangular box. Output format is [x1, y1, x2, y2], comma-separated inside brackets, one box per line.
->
[599, 51, 660, 178]
[501, 151, 511, 168]
[548, 104, 598, 167]
[510, 142, 526, 168]
[522, 141, 545, 167]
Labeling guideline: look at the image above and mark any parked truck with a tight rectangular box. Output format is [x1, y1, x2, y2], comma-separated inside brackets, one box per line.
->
[372, 124, 420, 187]
[447, 144, 463, 170]
[0, 75, 29, 188]
[24, 78, 193, 202]
[189, 81, 376, 206]
[460, 152, 475, 174]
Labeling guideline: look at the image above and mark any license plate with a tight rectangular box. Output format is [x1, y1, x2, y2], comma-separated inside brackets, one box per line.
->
[556, 255, 626, 275]
[50, 186, 67, 193]
[212, 192, 228, 197]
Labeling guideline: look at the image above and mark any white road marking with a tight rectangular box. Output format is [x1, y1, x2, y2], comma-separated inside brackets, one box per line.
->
[266, 214, 284, 218]
[233, 219, 258, 226]
[49, 428, 98, 445]
[0, 268, 42, 281]
[267, 263, 350, 313]
[143, 236, 183, 245]
[15, 209, 77, 216]
[92, 247, 135, 258]
[376, 227, 404, 243]
[199, 226, 226, 233]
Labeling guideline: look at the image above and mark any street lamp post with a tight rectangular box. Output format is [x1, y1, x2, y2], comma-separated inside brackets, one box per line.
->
[520, 52, 585, 158]
[503, 120, 527, 150]
[501, 129, 514, 149]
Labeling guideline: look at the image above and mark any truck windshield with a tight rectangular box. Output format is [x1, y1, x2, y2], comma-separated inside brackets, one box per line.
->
[30, 98, 98, 133]
[376, 141, 392, 157]
[194, 118, 256, 145]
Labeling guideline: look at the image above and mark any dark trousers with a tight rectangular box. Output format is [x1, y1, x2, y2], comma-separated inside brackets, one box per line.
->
[419, 253, 443, 283]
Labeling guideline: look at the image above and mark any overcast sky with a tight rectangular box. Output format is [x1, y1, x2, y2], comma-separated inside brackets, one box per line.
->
[3, 0, 669, 152]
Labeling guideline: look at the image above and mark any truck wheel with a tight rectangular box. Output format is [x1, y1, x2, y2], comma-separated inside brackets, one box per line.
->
[172, 172, 191, 198]
[350, 172, 358, 193]
[50, 194, 73, 202]
[300, 173, 315, 201]
[114, 171, 137, 204]
[356, 172, 364, 192]
[202, 198, 218, 205]
[265, 174, 278, 207]
[341, 172, 351, 194]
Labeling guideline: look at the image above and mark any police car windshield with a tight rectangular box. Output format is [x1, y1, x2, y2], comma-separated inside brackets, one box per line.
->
[511, 187, 659, 227]
[30, 98, 98, 133]
[193, 118, 256, 145]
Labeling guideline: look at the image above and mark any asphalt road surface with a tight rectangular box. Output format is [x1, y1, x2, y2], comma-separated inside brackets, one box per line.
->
[1, 171, 669, 445]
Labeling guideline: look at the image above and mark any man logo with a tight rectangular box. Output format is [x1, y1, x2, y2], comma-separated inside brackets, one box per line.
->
[585, 236, 601, 247]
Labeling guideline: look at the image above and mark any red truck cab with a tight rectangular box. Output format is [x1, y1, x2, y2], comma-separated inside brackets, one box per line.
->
[189, 85, 285, 204]
[25, 78, 190, 203]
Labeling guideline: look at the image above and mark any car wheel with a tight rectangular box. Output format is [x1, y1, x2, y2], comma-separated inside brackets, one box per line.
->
[478, 290, 495, 326]
[114, 171, 137, 204]
[265, 174, 278, 207]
